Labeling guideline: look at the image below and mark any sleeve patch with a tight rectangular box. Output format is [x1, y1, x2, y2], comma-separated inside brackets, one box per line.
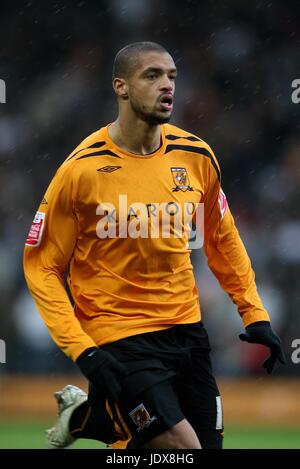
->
[25, 211, 45, 247]
[218, 189, 228, 219]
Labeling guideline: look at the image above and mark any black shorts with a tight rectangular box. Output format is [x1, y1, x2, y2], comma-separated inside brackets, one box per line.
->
[88, 322, 224, 449]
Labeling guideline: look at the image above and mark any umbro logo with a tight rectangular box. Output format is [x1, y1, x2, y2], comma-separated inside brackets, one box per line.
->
[97, 165, 122, 173]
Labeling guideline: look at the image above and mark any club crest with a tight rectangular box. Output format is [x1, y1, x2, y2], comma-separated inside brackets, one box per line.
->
[129, 403, 157, 432]
[171, 167, 193, 192]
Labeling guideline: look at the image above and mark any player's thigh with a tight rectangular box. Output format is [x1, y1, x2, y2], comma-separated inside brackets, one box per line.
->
[88, 374, 186, 448]
[87, 383, 131, 445]
[120, 376, 186, 449]
[177, 349, 224, 449]
[146, 418, 201, 449]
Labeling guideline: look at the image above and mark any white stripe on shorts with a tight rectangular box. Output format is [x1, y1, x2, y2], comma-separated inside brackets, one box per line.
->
[216, 396, 223, 430]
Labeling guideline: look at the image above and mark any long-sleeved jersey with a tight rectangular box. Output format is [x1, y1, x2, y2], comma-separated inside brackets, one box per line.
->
[23, 123, 270, 361]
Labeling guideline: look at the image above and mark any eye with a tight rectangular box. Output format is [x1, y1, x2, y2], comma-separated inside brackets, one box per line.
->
[147, 73, 157, 80]
[169, 75, 177, 81]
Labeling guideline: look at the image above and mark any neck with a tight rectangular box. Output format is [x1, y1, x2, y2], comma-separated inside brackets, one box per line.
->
[108, 114, 162, 155]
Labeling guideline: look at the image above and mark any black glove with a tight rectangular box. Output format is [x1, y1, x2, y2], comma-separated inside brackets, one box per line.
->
[76, 347, 127, 401]
[239, 321, 286, 374]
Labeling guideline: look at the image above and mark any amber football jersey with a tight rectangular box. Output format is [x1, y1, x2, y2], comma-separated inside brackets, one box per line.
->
[23, 123, 270, 361]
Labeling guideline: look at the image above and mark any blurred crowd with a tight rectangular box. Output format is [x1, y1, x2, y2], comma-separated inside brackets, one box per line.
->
[0, 0, 299, 375]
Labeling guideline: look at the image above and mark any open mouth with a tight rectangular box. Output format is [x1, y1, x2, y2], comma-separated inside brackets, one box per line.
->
[159, 94, 173, 111]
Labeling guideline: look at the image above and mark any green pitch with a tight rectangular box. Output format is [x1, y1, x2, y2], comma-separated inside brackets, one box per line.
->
[0, 421, 299, 449]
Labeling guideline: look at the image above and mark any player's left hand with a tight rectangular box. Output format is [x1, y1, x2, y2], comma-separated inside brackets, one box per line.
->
[239, 321, 286, 374]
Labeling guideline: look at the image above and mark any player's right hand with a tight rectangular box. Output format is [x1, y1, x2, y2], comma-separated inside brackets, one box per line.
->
[76, 347, 128, 401]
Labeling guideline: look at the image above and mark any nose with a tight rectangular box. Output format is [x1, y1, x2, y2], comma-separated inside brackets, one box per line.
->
[159, 75, 174, 92]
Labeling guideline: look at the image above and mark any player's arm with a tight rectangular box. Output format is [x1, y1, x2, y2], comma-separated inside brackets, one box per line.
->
[201, 145, 285, 372]
[202, 151, 269, 327]
[24, 161, 127, 398]
[23, 162, 96, 361]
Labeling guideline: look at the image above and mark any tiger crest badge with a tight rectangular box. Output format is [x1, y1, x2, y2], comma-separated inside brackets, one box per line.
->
[171, 167, 193, 192]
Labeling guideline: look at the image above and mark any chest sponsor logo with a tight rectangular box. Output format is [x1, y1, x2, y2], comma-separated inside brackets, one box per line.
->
[97, 165, 122, 173]
[25, 211, 45, 247]
[171, 167, 193, 192]
[96, 195, 204, 249]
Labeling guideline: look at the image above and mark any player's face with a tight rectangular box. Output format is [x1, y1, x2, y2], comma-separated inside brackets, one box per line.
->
[128, 51, 177, 125]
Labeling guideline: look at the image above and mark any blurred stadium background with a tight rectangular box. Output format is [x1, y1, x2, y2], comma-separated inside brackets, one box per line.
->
[0, 0, 299, 448]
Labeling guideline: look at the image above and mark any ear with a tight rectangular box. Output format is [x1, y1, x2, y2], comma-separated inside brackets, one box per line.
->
[112, 78, 128, 100]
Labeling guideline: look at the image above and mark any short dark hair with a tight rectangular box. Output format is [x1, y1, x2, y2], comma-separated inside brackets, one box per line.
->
[112, 41, 168, 80]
